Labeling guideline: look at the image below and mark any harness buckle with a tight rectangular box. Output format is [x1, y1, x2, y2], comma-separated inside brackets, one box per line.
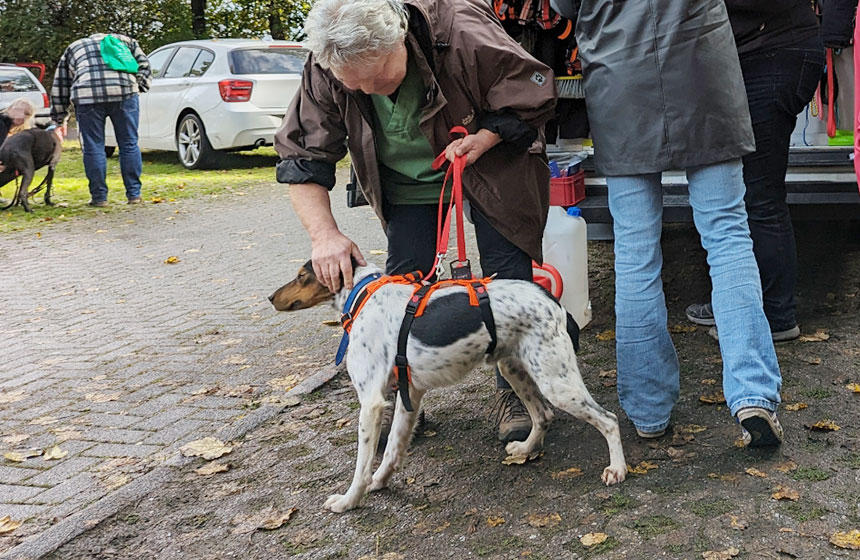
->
[450, 259, 472, 280]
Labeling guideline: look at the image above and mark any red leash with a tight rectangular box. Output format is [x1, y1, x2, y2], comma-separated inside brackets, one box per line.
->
[430, 126, 472, 279]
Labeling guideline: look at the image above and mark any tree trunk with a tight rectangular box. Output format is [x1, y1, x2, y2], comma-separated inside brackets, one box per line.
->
[191, 0, 207, 38]
[268, 2, 285, 40]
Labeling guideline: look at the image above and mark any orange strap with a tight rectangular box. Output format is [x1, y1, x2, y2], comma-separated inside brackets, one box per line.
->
[341, 272, 424, 333]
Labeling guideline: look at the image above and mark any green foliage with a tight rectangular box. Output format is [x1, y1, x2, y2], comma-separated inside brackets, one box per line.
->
[208, 0, 312, 41]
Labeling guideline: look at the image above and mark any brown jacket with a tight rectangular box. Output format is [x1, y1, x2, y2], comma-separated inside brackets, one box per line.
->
[274, 0, 556, 261]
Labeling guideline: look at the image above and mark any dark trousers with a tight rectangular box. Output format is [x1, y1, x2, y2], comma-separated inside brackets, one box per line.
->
[384, 202, 533, 388]
[739, 36, 825, 332]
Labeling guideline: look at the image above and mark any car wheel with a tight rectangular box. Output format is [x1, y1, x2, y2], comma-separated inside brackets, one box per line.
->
[176, 113, 214, 169]
[104, 146, 116, 157]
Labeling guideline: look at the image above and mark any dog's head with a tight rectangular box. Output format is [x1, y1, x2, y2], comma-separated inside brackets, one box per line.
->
[268, 260, 334, 311]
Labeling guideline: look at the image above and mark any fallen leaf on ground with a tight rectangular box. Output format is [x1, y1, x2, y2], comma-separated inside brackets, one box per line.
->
[699, 392, 726, 404]
[164, 256, 180, 264]
[151, 197, 164, 203]
[801, 356, 821, 365]
[43, 445, 67, 460]
[195, 462, 230, 476]
[4, 449, 42, 462]
[846, 383, 860, 393]
[830, 529, 860, 550]
[335, 417, 351, 428]
[598, 369, 616, 378]
[669, 324, 697, 333]
[260, 508, 297, 530]
[702, 547, 739, 560]
[728, 515, 748, 530]
[774, 461, 798, 473]
[1, 434, 29, 445]
[526, 512, 561, 528]
[771, 485, 799, 501]
[52, 426, 82, 442]
[0, 516, 22, 535]
[580, 532, 608, 547]
[701, 378, 717, 385]
[798, 330, 829, 342]
[677, 424, 708, 434]
[551, 467, 583, 480]
[321, 319, 341, 326]
[745, 467, 767, 478]
[180, 437, 233, 460]
[486, 516, 505, 527]
[102, 473, 130, 489]
[708, 472, 740, 482]
[0, 390, 26, 404]
[595, 330, 615, 341]
[84, 392, 120, 403]
[502, 454, 528, 465]
[268, 375, 300, 391]
[666, 447, 693, 460]
[628, 461, 658, 475]
[806, 420, 840, 431]
[785, 402, 808, 411]
[434, 521, 450, 533]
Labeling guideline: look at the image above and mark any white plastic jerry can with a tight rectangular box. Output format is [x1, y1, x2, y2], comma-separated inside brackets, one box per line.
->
[542, 206, 592, 328]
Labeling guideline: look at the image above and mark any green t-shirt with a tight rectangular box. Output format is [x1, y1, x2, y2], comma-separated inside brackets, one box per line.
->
[371, 57, 446, 205]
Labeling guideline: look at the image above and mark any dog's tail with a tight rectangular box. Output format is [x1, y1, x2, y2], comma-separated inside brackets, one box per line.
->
[566, 312, 580, 353]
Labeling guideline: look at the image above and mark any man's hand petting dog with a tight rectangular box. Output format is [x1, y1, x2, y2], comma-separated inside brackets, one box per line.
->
[310, 230, 366, 293]
[270, 258, 627, 513]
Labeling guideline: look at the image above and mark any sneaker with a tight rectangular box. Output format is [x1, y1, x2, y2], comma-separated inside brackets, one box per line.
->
[737, 407, 783, 447]
[492, 390, 532, 443]
[88, 200, 108, 207]
[635, 427, 667, 439]
[127, 197, 142, 204]
[685, 302, 715, 326]
[708, 325, 800, 343]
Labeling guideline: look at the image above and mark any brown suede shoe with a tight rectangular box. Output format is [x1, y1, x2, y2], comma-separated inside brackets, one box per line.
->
[127, 197, 142, 204]
[493, 390, 532, 443]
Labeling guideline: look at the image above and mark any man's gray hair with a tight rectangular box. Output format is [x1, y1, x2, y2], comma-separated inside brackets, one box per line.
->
[303, 0, 409, 69]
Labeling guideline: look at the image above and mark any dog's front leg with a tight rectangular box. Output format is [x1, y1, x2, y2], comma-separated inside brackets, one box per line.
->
[369, 388, 425, 492]
[324, 396, 387, 513]
[44, 168, 55, 206]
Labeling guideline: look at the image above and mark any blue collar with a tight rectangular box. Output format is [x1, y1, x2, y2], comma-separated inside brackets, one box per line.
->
[334, 272, 382, 365]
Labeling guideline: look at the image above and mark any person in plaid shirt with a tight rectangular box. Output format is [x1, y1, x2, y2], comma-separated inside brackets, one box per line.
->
[51, 33, 151, 206]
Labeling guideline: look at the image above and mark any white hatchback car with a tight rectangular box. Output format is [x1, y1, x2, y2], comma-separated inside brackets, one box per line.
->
[106, 39, 307, 169]
[0, 64, 51, 126]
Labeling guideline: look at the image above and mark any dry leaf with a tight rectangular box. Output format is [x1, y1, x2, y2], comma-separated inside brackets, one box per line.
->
[807, 420, 840, 432]
[666, 447, 689, 460]
[526, 512, 561, 528]
[801, 356, 821, 365]
[669, 324, 697, 333]
[798, 330, 829, 342]
[699, 392, 726, 404]
[4, 449, 42, 462]
[195, 462, 230, 476]
[434, 521, 450, 533]
[774, 461, 798, 473]
[728, 515, 748, 530]
[580, 532, 608, 547]
[423, 430, 437, 437]
[628, 461, 658, 475]
[151, 197, 164, 203]
[702, 547, 739, 560]
[335, 417, 351, 428]
[830, 529, 860, 550]
[677, 424, 708, 434]
[598, 369, 616, 378]
[487, 516, 505, 527]
[745, 467, 767, 478]
[164, 255, 180, 264]
[2, 434, 30, 445]
[180, 437, 233, 460]
[43, 445, 67, 460]
[260, 508, 297, 530]
[321, 319, 341, 326]
[846, 383, 860, 393]
[701, 378, 717, 385]
[84, 392, 120, 403]
[551, 467, 584, 480]
[502, 454, 528, 465]
[0, 516, 22, 535]
[0, 390, 26, 404]
[784, 402, 807, 411]
[771, 485, 799, 501]
[268, 375, 300, 391]
[595, 330, 615, 341]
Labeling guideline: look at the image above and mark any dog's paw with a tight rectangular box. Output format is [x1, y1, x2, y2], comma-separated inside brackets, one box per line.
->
[601, 465, 627, 486]
[368, 477, 388, 493]
[324, 493, 356, 513]
[505, 440, 532, 457]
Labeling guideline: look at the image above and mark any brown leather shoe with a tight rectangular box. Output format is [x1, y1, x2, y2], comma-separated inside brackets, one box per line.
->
[127, 197, 142, 204]
[88, 200, 108, 207]
[493, 390, 532, 443]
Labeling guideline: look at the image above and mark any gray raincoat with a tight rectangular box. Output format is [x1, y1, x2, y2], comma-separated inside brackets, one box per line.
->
[554, 0, 755, 176]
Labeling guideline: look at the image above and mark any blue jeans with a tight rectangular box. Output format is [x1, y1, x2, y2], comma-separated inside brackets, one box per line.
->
[76, 96, 142, 202]
[739, 36, 825, 332]
[608, 160, 782, 433]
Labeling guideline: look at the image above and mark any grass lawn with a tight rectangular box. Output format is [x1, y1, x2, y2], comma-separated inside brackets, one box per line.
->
[0, 142, 285, 233]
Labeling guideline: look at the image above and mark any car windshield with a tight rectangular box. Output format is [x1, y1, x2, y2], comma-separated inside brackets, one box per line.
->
[229, 47, 307, 74]
[0, 69, 39, 93]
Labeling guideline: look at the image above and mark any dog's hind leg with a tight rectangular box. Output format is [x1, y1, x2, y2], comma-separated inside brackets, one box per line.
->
[324, 391, 388, 513]
[497, 358, 552, 458]
[369, 387, 425, 492]
[528, 337, 627, 485]
[43, 168, 55, 206]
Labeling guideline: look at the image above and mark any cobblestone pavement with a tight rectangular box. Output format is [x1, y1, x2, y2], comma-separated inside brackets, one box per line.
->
[0, 170, 388, 553]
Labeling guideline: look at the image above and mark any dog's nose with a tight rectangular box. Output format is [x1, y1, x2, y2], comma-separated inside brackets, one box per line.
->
[267, 294, 275, 303]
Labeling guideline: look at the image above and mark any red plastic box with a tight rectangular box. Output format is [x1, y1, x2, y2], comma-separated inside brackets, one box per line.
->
[549, 170, 585, 206]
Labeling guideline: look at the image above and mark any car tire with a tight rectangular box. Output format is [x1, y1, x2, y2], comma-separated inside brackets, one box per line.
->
[105, 146, 116, 157]
[176, 113, 215, 169]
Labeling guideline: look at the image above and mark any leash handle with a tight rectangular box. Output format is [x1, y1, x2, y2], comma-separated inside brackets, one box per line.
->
[431, 127, 471, 279]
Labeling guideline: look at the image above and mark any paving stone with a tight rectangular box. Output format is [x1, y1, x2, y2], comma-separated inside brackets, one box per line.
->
[140, 419, 206, 446]
[0, 484, 45, 503]
[76, 412, 144, 429]
[25, 473, 101, 506]
[131, 407, 197, 431]
[0, 465, 42, 485]
[0, 503, 47, 519]
[24, 457, 101, 487]
[81, 443, 161, 458]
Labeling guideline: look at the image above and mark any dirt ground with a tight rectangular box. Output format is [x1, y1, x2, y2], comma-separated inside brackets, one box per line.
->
[48, 221, 860, 560]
